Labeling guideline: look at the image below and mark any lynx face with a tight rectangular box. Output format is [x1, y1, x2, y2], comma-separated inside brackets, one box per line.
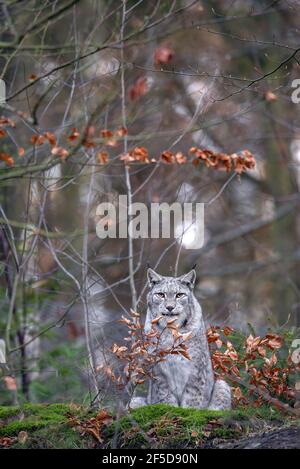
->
[147, 268, 196, 329]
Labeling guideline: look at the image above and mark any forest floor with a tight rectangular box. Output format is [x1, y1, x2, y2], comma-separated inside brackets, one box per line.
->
[0, 403, 299, 449]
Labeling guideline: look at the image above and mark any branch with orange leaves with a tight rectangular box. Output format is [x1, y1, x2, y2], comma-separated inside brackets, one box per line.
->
[208, 326, 300, 415]
[0, 117, 256, 181]
[97, 310, 192, 390]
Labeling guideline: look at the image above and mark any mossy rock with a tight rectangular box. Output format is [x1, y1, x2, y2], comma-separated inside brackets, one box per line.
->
[0, 402, 288, 449]
[106, 404, 285, 449]
[0, 403, 94, 449]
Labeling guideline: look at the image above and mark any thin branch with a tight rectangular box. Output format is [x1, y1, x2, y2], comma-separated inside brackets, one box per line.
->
[121, 0, 137, 311]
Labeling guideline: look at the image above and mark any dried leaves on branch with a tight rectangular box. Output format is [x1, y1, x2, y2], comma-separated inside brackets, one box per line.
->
[100, 312, 299, 413]
[98, 310, 192, 389]
[68, 409, 113, 443]
[190, 148, 256, 174]
[207, 326, 300, 411]
[0, 117, 255, 175]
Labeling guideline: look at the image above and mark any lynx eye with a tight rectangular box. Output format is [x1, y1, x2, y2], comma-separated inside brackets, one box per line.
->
[176, 293, 185, 298]
[156, 292, 165, 298]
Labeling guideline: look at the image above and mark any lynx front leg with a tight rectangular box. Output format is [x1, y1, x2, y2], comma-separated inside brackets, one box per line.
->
[208, 379, 231, 410]
[148, 380, 179, 406]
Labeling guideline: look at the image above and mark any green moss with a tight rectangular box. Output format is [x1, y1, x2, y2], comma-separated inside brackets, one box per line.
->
[0, 405, 21, 419]
[0, 403, 78, 435]
[0, 403, 95, 448]
[109, 405, 227, 448]
[0, 402, 288, 449]
[129, 404, 226, 425]
[11, 424, 87, 449]
[109, 404, 286, 448]
[116, 403, 282, 431]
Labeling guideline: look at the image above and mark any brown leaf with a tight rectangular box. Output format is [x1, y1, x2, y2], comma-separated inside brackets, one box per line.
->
[154, 45, 174, 66]
[178, 349, 191, 360]
[130, 310, 140, 318]
[106, 138, 118, 147]
[264, 91, 277, 102]
[180, 331, 193, 342]
[258, 346, 267, 357]
[167, 318, 178, 325]
[44, 131, 57, 146]
[0, 117, 16, 128]
[18, 431, 28, 444]
[51, 146, 69, 159]
[130, 147, 149, 162]
[95, 409, 113, 426]
[28, 74, 38, 82]
[100, 129, 113, 138]
[0, 436, 15, 448]
[175, 152, 187, 164]
[227, 350, 238, 361]
[97, 151, 109, 164]
[4, 376, 17, 390]
[266, 335, 283, 350]
[115, 127, 128, 137]
[189, 147, 255, 174]
[111, 343, 119, 353]
[233, 387, 243, 400]
[120, 153, 135, 164]
[68, 128, 80, 142]
[135, 379, 145, 385]
[31, 134, 46, 146]
[161, 151, 175, 163]
[0, 152, 14, 166]
[85, 427, 103, 442]
[129, 77, 148, 101]
[119, 315, 132, 325]
[151, 316, 162, 325]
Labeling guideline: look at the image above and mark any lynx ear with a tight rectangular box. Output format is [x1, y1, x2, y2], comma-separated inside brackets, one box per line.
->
[147, 268, 162, 287]
[179, 269, 196, 289]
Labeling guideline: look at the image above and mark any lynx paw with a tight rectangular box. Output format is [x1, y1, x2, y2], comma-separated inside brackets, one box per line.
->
[128, 396, 147, 409]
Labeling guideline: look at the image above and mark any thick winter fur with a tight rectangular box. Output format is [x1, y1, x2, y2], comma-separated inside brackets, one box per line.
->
[130, 269, 231, 410]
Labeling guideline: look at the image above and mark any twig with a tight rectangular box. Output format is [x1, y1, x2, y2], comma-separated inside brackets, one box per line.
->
[121, 0, 137, 311]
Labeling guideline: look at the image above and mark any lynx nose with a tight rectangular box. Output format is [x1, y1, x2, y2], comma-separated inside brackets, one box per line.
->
[166, 305, 175, 312]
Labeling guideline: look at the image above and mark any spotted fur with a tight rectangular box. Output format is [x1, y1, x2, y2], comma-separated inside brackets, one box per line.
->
[130, 269, 231, 410]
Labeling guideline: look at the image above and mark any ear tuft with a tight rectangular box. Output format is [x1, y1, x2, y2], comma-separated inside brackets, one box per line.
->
[147, 268, 162, 287]
[179, 269, 196, 289]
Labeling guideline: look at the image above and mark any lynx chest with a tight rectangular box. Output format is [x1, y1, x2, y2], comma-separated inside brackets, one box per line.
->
[158, 351, 195, 401]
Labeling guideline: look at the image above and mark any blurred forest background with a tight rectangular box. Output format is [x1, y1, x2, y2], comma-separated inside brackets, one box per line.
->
[0, 0, 300, 407]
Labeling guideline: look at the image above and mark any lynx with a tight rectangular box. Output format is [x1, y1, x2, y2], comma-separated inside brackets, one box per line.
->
[130, 268, 231, 410]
